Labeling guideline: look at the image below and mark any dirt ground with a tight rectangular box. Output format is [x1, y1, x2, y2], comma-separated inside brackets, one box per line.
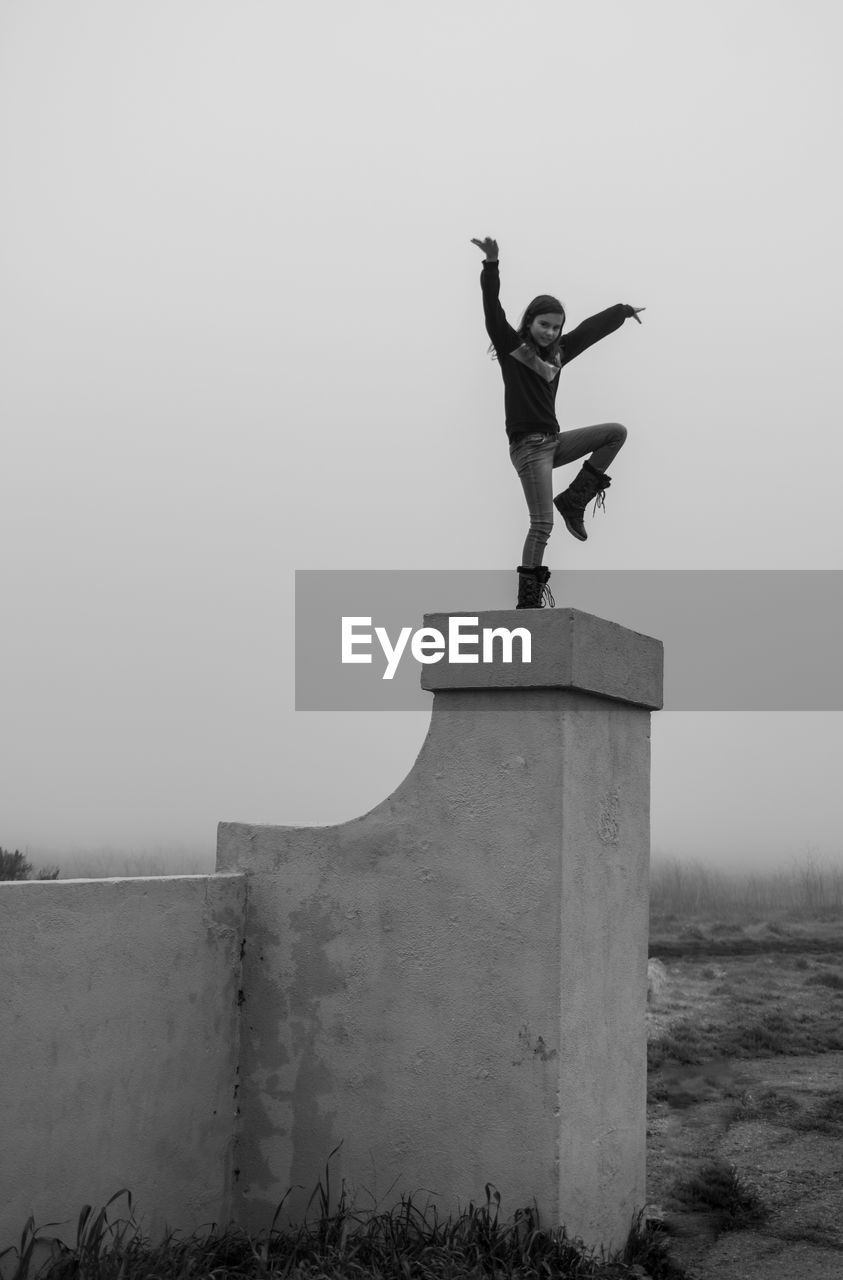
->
[645, 916, 843, 1279]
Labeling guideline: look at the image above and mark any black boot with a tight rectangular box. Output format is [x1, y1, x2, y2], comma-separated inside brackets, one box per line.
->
[535, 565, 555, 607]
[553, 460, 612, 542]
[516, 565, 555, 609]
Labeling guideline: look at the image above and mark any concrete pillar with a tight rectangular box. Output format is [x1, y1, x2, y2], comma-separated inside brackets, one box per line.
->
[216, 607, 663, 1252]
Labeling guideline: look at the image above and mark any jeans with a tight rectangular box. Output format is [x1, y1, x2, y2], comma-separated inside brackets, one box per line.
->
[509, 422, 628, 567]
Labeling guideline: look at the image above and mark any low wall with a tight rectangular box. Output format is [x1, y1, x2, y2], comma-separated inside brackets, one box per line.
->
[0, 874, 246, 1253]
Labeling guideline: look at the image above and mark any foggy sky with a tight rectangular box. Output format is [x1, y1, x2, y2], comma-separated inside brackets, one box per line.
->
[2, 0, 842, 872]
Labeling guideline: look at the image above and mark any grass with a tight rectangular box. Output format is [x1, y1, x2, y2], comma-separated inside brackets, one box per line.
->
[648, 987, 843, 1075]
[645, 908, 843, 1257]
[804, 968, 843, 989]
[0, 1168, 687, 1280]
[666, 1161, 768, 1235]
[728, 1085, 843, 1135]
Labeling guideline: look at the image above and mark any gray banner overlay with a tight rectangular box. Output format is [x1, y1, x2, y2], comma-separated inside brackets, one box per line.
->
[295, 571, 843, 711]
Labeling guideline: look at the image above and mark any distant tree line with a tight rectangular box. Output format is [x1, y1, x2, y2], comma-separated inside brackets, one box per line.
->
[0, 847, 60, 880]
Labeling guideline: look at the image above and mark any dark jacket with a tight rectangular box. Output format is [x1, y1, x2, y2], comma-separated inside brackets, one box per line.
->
[480, 259, 632, 443]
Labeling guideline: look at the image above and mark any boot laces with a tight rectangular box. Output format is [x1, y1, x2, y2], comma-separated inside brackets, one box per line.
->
[591, 488, 608, 516]
[540, 580, 555, 608]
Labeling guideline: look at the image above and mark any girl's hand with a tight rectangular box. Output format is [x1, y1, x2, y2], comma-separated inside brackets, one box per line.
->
[625, 305, 646, 324]
[471, 236, 499, 261]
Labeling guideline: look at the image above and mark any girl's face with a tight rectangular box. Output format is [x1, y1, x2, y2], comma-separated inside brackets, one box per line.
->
[529, 312, 564, 348]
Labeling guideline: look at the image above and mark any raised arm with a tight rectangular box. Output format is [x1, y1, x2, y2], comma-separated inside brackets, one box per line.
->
[470, 236, 498, 262]
[471, 236, 518, 354]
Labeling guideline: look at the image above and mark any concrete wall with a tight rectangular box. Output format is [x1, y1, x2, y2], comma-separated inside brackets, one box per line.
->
[1, 607, 662, 1257]
[0, 874, 246, 1252]
[218, 608, 663, 1251]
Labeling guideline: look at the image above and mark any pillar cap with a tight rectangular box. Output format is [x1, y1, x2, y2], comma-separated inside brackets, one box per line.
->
[419, 608, 663, 709]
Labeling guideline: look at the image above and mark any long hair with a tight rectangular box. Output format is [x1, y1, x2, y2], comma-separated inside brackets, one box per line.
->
[487, 293, 567, 363]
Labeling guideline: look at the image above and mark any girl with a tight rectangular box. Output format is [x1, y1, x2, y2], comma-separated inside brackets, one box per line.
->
[471, 236, 644, 609]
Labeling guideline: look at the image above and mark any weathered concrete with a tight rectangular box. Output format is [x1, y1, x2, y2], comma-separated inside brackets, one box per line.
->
[218, 607, 663, 1251]
[420, 608, 663, 707]
[0, 874, 246, 1253]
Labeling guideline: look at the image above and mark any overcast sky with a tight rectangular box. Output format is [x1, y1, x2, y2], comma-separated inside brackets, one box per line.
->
[2, 0, 842, 874]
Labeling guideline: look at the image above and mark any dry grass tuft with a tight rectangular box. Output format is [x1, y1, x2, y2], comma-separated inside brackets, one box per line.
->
[667, 1160, 768, 1235]
[0, 1172, 689, 1280]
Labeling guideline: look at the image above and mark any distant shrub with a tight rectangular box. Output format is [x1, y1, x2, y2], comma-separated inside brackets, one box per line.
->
[730, 1087, 801, 1125]
[670, 1159, 768, 1233]
[805, 970, 843, 990]
[0, 848, 32, 880]
[650, 852, 843, 919]
[0, 847, 60, 881]
[809, 1091, 843, 1128]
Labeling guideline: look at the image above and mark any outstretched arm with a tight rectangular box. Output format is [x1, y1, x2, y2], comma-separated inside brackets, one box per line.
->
[561, 303, 645, 364]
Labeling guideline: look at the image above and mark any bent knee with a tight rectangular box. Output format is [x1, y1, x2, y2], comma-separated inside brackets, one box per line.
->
[610, 422, 628, 444]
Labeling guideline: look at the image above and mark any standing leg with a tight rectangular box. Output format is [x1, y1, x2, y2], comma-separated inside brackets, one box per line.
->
[510, 433, 556, 567]
[509, 433, 557, 607]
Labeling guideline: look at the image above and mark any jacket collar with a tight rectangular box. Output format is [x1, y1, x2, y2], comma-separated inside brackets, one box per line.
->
[510, 343, 560, 382]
